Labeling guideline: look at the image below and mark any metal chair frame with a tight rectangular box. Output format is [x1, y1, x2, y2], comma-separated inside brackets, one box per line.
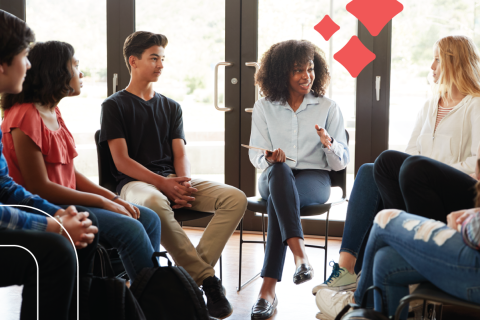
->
[395, 282, 480, 320]
[237, 130, 349, 291]
[94, 130, 222, 280]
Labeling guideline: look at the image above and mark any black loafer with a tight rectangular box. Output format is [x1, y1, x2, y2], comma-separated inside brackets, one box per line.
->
[251, 295, 278, 319]
[293, 263, 314, 285]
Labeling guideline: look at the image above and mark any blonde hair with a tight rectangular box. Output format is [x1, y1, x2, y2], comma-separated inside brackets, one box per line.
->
[434, 35, 480, 102]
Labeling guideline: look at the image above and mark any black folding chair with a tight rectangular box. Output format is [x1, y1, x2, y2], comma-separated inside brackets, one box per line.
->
[237, 130, 349, 291]
[94, 130, 222, 280]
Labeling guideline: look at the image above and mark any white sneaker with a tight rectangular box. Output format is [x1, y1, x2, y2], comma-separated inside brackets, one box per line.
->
[312, 261, 357, 295]
[316, 289, 354, 320]
[315, 311, 334, 320]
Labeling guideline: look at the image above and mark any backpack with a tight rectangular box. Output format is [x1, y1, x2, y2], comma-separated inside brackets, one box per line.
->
[130, 252, 210, 320]
[80, 245, 146, 320]
[335, 286, 390, 320]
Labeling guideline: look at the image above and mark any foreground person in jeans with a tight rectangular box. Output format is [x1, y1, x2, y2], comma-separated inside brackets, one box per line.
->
[248, 39, 349, 319]
[316, 207, 480, 320]
[312, 34, 480, 295]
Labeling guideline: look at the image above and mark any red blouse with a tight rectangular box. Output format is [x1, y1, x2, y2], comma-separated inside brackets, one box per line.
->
[1, 103, 78, 189]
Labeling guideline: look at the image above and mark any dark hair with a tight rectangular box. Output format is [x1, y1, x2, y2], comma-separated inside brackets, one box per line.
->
[0, 10, 35, 65]
[123, 31, 168, 74]
[255, 40, 330, 104]
[1, 41, 75, 110]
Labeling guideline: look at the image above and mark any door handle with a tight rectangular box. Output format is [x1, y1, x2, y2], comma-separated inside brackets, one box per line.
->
[376, 76, 381, 101]
[245, 62, 260, 113]
[214, 62, 233, 112]
[112, 73, 118, 95]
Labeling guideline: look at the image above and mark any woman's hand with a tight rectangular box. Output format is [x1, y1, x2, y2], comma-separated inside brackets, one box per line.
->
[101, 198, 134, 218]
[265, 148, 286, 163]
[57, 214, 98, 249]
[113, 197, 140, 219]
[315, 124, 332, 150]
[447, 208, 479, 231]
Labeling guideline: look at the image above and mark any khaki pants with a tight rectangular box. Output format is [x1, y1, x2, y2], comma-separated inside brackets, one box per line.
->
[120, 177, 247, 285]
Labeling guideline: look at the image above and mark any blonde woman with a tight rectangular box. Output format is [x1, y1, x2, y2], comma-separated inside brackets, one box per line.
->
[312, 35, 480, 296]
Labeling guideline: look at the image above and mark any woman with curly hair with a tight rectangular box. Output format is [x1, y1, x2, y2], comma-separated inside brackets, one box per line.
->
[248, 39, 350, 319]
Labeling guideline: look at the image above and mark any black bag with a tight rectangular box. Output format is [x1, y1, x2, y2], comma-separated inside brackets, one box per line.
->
[335, 286, 390, 320]
[80, 245, 146, 320]
[130, 252, 210, 320]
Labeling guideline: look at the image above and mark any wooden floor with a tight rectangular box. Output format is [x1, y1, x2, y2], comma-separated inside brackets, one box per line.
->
[0, 227, 340, 320]
[190, 228, 340, 320]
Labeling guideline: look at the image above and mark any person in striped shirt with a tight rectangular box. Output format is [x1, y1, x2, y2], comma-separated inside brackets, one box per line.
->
[0, 10, 98, 320]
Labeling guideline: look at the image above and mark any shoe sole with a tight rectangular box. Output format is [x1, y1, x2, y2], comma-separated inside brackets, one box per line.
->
[294, 269, 314, 285]
[312, 282, 357, 295]
[215, 308, 233, 319]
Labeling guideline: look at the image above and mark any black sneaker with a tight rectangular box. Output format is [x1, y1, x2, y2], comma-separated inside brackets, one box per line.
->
[202, 276, 233, 319]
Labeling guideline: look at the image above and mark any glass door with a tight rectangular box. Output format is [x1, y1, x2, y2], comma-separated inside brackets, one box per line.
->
[136, 0, 227, 184]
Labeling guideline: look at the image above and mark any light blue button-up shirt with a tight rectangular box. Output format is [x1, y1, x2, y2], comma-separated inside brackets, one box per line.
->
[249, 92, 350, 171]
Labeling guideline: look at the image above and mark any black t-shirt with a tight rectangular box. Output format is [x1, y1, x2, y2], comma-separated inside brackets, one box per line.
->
[99, 89, 186, 194]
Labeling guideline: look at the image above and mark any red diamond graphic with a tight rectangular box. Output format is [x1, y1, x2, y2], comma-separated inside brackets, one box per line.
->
[346, 0, 403, 36]
[334, 36, 376, 78]
[314, 15, 340, 41]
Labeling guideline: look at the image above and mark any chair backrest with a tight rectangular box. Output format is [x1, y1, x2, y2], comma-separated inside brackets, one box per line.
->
[94, 130, 118, 193]
[328, 130, 349, 199]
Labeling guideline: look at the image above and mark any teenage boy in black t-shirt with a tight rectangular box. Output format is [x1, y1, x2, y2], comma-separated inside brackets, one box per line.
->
[100, 31, 247, 319]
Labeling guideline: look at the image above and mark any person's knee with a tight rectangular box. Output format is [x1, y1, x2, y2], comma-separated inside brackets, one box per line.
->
[139, 206, 162, 230]
[357, 163, 374, 178]
[399, 156, 429, 180]
[373, 150, 402, 175]
[123, 218, 149, 238]
[268, 162, 291, 178]
[374, 209, 402, 229]
[142, 194, 172, 218]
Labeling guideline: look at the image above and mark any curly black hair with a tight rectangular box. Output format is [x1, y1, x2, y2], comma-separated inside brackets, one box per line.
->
[255, 40, 330, 104]
[2, 41, 75, 110]
[0, 10, 35, 66]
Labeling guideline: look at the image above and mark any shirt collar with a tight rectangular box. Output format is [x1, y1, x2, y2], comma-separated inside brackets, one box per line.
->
[273, 92, 320, 113]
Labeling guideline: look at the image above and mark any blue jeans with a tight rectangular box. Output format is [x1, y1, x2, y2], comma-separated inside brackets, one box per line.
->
[354, 211, 480, 319]
[259, 163, 331, 281]
[81, 205, 161, 282]
[340, 163, 383, 274]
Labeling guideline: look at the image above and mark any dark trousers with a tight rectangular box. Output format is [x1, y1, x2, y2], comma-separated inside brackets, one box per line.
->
[374, 150, 477, 223]
[0, 209, 98, 320]
[258, 163, 331, 281]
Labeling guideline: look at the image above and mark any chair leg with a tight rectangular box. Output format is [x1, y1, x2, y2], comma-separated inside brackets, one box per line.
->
[237, 218, 244, 292]
[219, 254, 223, 282]
[262, 213, 266, 252]
[324, 209, 330, 282]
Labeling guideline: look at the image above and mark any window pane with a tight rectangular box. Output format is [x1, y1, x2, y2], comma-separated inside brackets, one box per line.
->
[136, 0, 226, 183]
[257, 0, 356, 221]
[26, 0, 107, 183]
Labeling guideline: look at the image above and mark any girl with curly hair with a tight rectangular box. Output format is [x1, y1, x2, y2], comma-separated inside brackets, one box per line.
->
[1, 41, 162, 284]
[248, 39, 350, 319]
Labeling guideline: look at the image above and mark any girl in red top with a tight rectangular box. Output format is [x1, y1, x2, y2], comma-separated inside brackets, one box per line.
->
[1, 41, 161, 283]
